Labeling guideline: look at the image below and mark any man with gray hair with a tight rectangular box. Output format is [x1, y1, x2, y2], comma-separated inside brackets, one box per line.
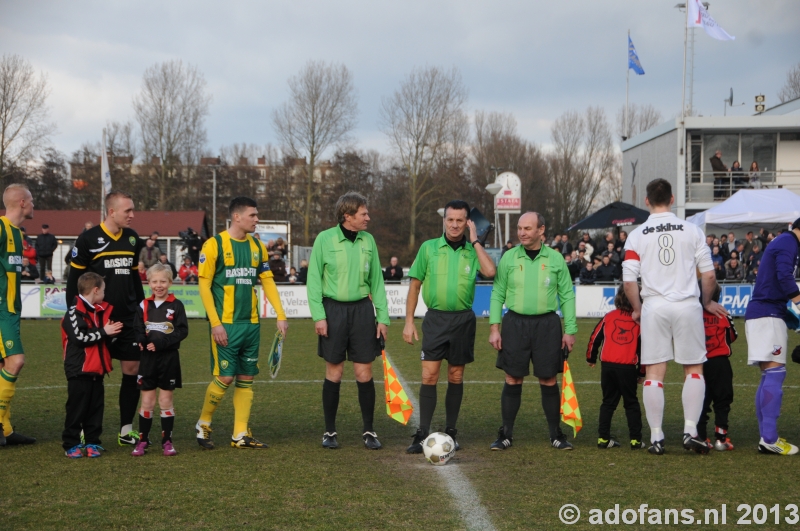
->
[307, 192, 389, 450]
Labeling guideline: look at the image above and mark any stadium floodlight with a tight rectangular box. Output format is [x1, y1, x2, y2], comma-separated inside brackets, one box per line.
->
[485, 183, 503, 196]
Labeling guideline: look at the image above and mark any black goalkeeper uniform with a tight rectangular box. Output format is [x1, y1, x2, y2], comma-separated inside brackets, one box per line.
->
[67, 223, 146, 360]
[134, 294, 188, 391]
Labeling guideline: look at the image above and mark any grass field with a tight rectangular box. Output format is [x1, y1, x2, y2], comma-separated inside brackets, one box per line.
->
[3, 317, 800, 530]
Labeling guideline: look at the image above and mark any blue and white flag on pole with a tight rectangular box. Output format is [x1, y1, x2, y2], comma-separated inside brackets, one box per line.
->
[100, 130, 112, 193]
[628, 36, 645, 75]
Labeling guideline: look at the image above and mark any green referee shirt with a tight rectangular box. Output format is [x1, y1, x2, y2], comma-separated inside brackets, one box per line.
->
[408, 235, 480, 311]
[307, 225, 390, 325]
[489, 244, 577, 334]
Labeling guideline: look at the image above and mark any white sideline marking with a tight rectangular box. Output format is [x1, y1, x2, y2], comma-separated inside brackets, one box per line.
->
[383, 351, 497, 531]
[16, 379, 797, 391]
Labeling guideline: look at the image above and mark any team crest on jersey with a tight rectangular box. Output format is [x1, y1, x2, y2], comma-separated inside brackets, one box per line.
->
[199, 253, 206, 264]
[543, 277, 551, 286]
[772, 345, 782, 356]
[166, 309, 175, 320]
[4, 340, 13, 350]
[220, 360, 229, 369]
[71, 247, 78, 258]
[129, 236, 136, 246]
[252, 251, 259, 262]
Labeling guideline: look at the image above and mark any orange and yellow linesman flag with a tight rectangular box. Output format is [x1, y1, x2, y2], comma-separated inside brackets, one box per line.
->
[560, 360, 583, 437]
[382, 350, 413, 425]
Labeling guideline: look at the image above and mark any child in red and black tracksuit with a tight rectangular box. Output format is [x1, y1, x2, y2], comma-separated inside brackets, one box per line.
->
[586, 288, 646, 450]
[698, 282, 737, 451]
[61, 272, 123, 458]
[132, 263, 188, 456]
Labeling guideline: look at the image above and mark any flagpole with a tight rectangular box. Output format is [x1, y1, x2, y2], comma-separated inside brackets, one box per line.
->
[101, 128, 106, 223]
[625, 30, 630, 140]
[681, 4, 689, 120]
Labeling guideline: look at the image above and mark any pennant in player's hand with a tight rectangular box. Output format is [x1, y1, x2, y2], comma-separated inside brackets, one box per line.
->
[382, 346, 413, 425]
[560, 360, 583, 437]
[267, 330, 284, 379]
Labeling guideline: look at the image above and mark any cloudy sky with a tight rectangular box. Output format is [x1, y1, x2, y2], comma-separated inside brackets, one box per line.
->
[2, 0, 798, 159]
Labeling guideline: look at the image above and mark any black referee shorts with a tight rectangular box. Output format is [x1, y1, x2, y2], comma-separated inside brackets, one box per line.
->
[138, 350, 182, 391]
[318, 297, 381, 364]
[421, 308, 476, 366]
[109, 321, 141, 362]
[496, 311, 563, 379]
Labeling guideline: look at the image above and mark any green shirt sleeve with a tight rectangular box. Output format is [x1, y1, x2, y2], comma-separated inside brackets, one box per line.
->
[555, 254, 578, 335]
[407, 243, 428, 281]
[307, 234, 326, 322]
[489, 252, 510, 324]
[367, 235, 390, 325]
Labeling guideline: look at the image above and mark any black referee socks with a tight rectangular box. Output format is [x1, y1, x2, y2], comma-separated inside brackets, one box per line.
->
[322, 379, 341, 433]
[501, 383, 523, 438]
[119, 374, 140, 429]
[419, 384, 437, 433]
[357, 379, 376, 433]
[445, 383, 463, 430]
[540, 383, 562, 440]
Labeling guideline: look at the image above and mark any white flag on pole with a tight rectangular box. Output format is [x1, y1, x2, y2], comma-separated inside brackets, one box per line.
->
[100, 129, 112, 193]
[687, 0, 735, 41]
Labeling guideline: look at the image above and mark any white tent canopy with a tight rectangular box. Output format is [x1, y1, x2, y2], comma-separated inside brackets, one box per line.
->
[687, 189, 800, 231]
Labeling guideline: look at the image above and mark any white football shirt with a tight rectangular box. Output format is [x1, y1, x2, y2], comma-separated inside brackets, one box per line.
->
[622, 211, 713, 301]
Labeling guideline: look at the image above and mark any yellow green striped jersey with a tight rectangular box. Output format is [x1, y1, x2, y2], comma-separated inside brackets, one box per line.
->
[198, 231, 271, 324]
[306, 225, 389, 324]
[0, 217, 23, 314]
[408, 235, 480, 311]
[489, 244, 577, 333]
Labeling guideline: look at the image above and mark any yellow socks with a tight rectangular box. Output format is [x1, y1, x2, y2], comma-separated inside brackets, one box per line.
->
[0, 368, 17, 436]
[199, 377, 229, 425]
[232, 379, 254, 438]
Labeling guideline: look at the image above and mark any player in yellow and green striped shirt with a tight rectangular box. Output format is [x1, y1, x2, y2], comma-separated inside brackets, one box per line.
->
[195, 197, 288, 450]
[0, 184, 36, 446]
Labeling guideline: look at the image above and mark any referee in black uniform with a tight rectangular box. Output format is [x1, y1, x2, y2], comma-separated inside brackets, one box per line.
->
[67, 191, 146, 446]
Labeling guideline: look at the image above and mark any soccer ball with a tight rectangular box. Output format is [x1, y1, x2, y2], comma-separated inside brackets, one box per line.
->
[422, 432, 455, 466]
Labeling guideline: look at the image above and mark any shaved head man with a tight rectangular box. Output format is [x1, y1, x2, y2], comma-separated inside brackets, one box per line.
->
[0, 184, 36, 445]
[488, 212, 578, 451]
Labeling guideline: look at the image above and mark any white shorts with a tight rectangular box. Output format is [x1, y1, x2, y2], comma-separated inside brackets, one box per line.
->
[640, 296, 706, 365]
[745, 317, 787, 366]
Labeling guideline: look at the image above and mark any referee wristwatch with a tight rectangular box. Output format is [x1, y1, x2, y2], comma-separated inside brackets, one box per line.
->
[471, 240, 482, 247]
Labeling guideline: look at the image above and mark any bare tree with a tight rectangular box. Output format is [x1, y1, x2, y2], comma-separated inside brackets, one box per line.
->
[548, 107, 617, 233]
[272, 61, 358, 244]
[133, 60, 211, 210]
[380, 66, 467, 250]
[617, 103, 662, 141]
[0, 54, 56, 179]
[105, 120, 138, 160]
[778, 62, 800, 103]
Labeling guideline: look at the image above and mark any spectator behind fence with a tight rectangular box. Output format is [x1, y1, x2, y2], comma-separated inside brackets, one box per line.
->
[565, 253, 580, 281]
[710, 149, 729, 198]
[746, 244, 763, 274]
[158, 253, 178, 280]
[551, 234, 563, 253]
[725, 257, 744, 281]
[268, 252, 287, 283]
[746, 266, 759, 283]
[731, 160, 746, 189]
[42, 269, 55, 284]
[742, 231, 755, 259]
[383, 256, 403, 282]
[297, 259, 308, 284]
[501, 240, 514, 256]
[711, 246, 724, 268]
[602, 242, 620, 266]
[138, 261, 148, 283]
[714, 261, 727, 281]
[579, 262, 597, 285]
[595, 255, 619, 282]
[35, 223, 58, 280]
[274, 238, 288, 257]
[22, 236, 37, 266]
[82, 221, 93, 233]
[149, 231, 162, 251]
[614, 231, 628, 255]
[561, 233, 573, 255]
[288, 267, 298, 284]
[20, 257, 39, 282]
[139, 238, 160, 269]
[178, 257, 198, 284]
[749, 161, 762, 189]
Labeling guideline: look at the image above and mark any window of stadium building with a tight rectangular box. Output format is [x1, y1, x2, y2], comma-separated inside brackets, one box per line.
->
[702, 133, 777, 181]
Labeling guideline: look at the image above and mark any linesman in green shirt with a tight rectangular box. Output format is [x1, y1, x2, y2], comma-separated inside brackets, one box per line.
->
[488, 212, 577, 451]
[307, 192, 389, 450]
[403, 200, 496, 453]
